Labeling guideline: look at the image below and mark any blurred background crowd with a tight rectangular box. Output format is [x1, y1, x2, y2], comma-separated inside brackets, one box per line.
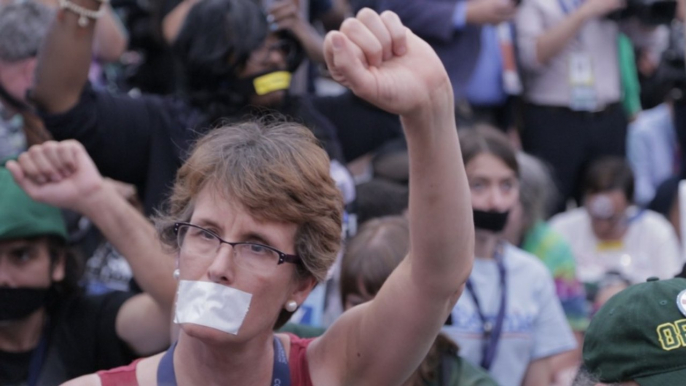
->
[1, 0, 686, 385]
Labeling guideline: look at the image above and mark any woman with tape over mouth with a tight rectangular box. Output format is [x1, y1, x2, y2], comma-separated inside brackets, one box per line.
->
[441, 127, 576, 386]
[11, 8, 475, 386]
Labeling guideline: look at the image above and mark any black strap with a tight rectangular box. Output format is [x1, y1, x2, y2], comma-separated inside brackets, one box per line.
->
[157, 336, 291, 386]
[26, 318, 50, 386]
[465, 247, 507, 371]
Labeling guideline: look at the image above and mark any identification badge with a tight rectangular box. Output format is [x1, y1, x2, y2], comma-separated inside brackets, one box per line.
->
[568, 53, 597, 111]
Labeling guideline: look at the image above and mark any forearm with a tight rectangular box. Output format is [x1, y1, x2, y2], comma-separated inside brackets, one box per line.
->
[81, 186, 176, 311]
[402, 84, 474, 296]
[522, 357, 554, 386]
[535, 9, 588, 65]
[162, 0, 198, 44]
[93, 5, 128, 63]
[32, 0, 98, 113]
[292, 24, 326, 63]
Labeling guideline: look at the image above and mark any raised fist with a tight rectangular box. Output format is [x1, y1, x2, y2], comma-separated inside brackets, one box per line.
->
[324, 9, 453, 117]
[6, 140, 105, 213]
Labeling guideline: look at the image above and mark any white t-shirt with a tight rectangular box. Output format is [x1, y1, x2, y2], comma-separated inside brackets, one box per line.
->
[549, 207, 683, 284]
[443, 244, 576, 386]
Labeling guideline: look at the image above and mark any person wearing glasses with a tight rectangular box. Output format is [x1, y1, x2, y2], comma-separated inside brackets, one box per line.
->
[31, 0, 344, 216]
[9, 8, 475, 386]
[550, 157, 683, 288]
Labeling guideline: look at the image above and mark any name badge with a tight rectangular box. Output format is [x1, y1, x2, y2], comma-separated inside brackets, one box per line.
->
[568, 52, 598, 111]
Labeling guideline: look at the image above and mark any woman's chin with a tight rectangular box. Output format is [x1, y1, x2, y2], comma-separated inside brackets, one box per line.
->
[180, 323, 245, 345]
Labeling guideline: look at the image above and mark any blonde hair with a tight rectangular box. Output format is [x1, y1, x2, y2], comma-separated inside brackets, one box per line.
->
[155, 119, 344, 326]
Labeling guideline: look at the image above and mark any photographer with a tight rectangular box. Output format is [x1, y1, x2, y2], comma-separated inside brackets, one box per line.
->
[515, 0, 676, 212]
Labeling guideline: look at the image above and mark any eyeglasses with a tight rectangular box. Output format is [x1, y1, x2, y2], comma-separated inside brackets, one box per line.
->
[173, 222, 300, 275]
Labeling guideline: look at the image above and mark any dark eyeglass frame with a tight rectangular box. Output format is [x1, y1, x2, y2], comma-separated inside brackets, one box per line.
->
[173, 222, 300, 265]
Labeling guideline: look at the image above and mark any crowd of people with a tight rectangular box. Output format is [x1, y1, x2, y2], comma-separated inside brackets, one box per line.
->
[2, 0, 686, 385]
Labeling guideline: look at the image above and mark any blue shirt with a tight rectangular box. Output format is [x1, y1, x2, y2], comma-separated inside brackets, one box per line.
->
[464, 25, 508, 106]
[627, 103, 678, 205]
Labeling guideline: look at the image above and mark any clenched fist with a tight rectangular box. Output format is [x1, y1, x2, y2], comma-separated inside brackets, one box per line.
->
[6, 140, 106, 214]
[324, 9, 453, 118]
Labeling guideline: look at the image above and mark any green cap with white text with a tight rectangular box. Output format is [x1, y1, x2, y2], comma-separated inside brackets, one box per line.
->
[583, 277, 686, 386]
[0, 165, 67, 241]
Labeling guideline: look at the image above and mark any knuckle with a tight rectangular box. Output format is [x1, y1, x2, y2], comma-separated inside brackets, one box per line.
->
[28, 145, 44, 154]
[340, 18, 360, 34]
[356, 7, 377, 20]
[18, 152, 30, 164]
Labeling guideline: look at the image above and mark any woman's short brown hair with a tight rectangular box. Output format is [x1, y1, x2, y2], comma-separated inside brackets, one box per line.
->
[155, 119, 344, 326]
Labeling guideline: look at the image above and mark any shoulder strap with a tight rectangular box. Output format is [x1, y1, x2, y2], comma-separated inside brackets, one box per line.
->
[97, 360, 141, 386]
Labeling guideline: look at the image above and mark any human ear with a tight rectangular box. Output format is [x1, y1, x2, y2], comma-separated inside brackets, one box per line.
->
[288, 275, 317, 308]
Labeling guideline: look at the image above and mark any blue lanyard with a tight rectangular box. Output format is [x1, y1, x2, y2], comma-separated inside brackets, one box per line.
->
[465, 247, 507, 371]
[157, 336, 291, 386]
[26, 319, 50, 386]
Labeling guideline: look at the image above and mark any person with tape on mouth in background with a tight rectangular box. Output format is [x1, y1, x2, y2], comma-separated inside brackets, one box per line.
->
[14, 8, 476, 386]
[31, 0, 344, 216]
[442, 127, 576, 386]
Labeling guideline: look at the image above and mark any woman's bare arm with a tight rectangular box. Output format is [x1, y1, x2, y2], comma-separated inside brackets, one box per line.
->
[310, 9, 473, 385]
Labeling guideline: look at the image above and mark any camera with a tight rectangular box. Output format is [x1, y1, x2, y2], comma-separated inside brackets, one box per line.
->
[607, 0, 677, 25]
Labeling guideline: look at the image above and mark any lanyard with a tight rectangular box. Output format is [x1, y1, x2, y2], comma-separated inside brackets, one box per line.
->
[465, 248, 507, 371]
[26, 318, 50, 386]
[157, 336, 291, 386]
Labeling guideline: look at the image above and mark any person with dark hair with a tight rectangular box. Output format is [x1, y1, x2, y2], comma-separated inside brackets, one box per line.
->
[442, 127, 576, 386]
[340, 216, 498, 386]
[550, 157, 683, 287]
[0, 144, 177, 385]
[31, 0, 344, 215]
[574, 277, 686, 386]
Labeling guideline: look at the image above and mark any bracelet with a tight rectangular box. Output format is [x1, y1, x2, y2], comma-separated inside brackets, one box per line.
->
[58, 0, 105, 27]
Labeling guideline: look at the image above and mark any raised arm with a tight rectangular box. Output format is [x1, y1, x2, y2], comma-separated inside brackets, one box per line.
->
[309, 9, 474, 385]
[517, 0, 624, 68]
[32, 0, 100, 113]
[92, 5, 129, 63]
[5, 141, 175, 355]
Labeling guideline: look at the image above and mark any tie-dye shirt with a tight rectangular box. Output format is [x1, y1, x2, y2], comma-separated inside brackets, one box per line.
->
[521, 221, 590, 331]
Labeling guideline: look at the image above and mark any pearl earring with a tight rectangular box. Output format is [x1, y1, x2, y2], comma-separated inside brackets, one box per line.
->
[285, 300, 298, 312]
[173, 269, 180, 281]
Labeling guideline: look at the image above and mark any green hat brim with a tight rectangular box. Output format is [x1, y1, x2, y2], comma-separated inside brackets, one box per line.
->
[636, 366, 686, 386]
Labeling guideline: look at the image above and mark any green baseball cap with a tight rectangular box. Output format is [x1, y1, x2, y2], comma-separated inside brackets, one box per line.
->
[0, 166, 67, 242]
[583, 277, 686, 385]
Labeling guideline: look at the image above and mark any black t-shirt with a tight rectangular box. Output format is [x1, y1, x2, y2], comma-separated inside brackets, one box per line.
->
[40, 86, 343, 215]
[0, 291, 136, 386]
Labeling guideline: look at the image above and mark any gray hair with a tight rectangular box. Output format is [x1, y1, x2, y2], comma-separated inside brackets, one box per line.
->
[0, 1, 55, 62]
[517, 152, 558, 230]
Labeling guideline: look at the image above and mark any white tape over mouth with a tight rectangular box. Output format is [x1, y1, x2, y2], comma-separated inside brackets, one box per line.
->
[174, 280, 252, 335]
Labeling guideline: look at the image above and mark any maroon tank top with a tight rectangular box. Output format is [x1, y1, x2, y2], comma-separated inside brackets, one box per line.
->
[97, 334, 314, 386]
